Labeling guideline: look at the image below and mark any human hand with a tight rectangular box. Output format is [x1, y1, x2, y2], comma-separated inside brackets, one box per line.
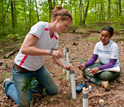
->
[88, 67, 99, 75]
[52, 50, 63, 59]
[65, 63, 74, 71]
[78, 63, 85, 70]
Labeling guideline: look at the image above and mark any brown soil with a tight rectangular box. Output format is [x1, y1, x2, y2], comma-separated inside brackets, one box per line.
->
[0, 32, 124, 107]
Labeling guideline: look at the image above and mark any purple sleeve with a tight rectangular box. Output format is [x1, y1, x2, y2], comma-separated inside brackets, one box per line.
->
[98, 59, 117, 70]
[85, 54, 98, 67]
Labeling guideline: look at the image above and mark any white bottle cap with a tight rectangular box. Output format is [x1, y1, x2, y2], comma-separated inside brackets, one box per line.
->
[88, 85, 92, 91]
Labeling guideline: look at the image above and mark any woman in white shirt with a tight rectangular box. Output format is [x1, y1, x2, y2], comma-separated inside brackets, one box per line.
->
[78, 26, 120, 90]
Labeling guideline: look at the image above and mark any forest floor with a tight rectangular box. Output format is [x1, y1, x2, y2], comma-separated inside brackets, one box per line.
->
[0, 29, 124, 107]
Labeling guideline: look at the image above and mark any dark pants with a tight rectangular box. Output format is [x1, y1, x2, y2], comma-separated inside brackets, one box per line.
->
[83, 62, 120, 85]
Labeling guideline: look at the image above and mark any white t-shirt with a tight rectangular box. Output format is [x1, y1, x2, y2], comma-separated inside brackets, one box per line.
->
[14, 21, 59, 71]
[93, 40, 120, 66]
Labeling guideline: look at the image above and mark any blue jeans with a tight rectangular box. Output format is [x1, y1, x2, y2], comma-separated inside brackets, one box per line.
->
[4, 64, 58, 107]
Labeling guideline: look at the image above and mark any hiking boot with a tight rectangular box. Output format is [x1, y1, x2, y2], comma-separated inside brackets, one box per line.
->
[3, 78, 11, 88]
[101, 81, 110, 90]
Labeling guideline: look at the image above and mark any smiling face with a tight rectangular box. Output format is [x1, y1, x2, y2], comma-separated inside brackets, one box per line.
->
[55, 19, 72, 33]
[100, 30, 111, 45]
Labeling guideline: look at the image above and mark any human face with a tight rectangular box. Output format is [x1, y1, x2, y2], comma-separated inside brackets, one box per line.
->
[55, 19, 72, 33]
[100, 30, 111, 45]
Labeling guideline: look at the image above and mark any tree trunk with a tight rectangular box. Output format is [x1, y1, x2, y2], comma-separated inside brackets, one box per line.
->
[116, 0, 119, 17]
[103, 1, 105, 21]
[35, 0, 39, 21]
[28, 0, 31, 27]
[100, 0, 103, 21]
[14, 0, 17, 26]
[74, 1, 77, 24]
[119, 0, 121, 16]
[61, 0, 63, 5]
[108, 0, 111, 19]
[1, 0, 10, 23]
[2, 0, 4, 35]
[101, 0, 105, 21]
[82, 0, 89, 24]
[95, 0, 96, 22]
[23, 0, 27, 32]
[79, 0, 83, 25]
[48, 0, 53, 22]
[11, 0, 14, 28]
[53, 0, 55, 9]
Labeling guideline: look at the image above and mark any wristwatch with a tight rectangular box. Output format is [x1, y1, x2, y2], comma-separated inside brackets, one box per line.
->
[49, 49, 53, 55]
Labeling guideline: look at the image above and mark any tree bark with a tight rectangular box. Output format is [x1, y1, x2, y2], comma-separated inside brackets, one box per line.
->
[61, 0, 63, 5]
[82, 0, 89, 24]
[95, 0, 96, 22]
[48, 0, 53, 22]
[23, 0, 27, 32]
[79, 0, 83, 25]
[28, 0, 31, 27]
[2, 0, 4, 35]
[53, 0, 55, 9]
[1, 0, 10, 23]
[108, 0, 111, 19]
[11, 0, 14, 28]
[119, 0, 121, 16]
[14, 0, 17, 26]
[35, 0, 39, 21]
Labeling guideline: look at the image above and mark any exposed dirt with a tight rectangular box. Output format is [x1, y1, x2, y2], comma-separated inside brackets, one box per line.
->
[0, 32, 124, 107]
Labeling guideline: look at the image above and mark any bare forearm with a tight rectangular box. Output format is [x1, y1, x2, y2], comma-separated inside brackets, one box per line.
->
[53, 57, 66, 69]
[21, 46, 50, 56]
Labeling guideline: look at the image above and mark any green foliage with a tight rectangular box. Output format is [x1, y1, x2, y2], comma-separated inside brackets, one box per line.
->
[0, 49, 3, 53]
[0, 0, 124, 38]
[21, 77, 38, 91]
[57, 74, 66, 79]
[1, 72, 12, 83]
[86, 36, 98, 41]
[112, 15, 124, 32]
[71, 58, 87, 63]
[5, 33, 25, 41]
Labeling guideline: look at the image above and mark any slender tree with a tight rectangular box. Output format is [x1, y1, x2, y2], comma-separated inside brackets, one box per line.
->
[11, 0, 15, 28]
[79, 0, 83, 25]
[14, 0, 17, 26]
[35, 0, 39, 21]
[95, 0, 97, 22]
[28, 0, 31, 27]
[23, 0, 27, 32]
[118, 0, 121, 16]
[108, 0, 111, 19]
[1, 0, 10, 23]
[48, 0, 53, 22]
[82, 0, 89, 24]
[60, 0, 64, 5]
[53, 0, 55, 9]
[2, 0, 5, 35]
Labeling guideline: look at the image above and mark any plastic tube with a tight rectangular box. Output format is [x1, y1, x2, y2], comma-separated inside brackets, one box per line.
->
[70, 70, 77, 99]
[83, 87, 88, 107]
[99, 99, 104, 107]
[66, 48, 70, 80]
[63, 43, 66, 73]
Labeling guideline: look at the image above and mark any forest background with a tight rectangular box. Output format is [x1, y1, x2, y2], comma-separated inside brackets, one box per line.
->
[0, 0, 124, 106]
[0, 0, 124, 39]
